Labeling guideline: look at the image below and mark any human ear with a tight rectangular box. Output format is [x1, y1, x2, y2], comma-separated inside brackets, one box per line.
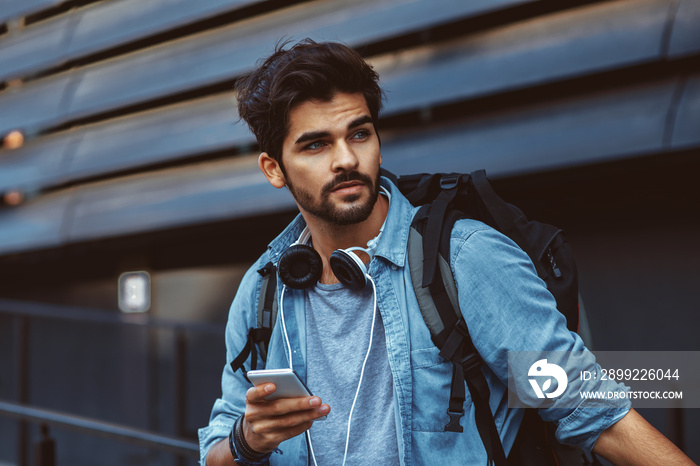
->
[258, 152, 286, 189]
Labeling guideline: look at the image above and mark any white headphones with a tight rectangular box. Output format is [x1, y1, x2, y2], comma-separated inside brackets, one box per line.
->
[277, 187, 390, 290]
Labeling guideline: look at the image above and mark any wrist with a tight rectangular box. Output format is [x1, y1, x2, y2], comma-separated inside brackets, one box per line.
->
[228, 416, 273, 465]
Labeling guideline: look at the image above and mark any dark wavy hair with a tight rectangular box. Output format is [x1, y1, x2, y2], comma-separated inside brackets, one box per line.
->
[237, 39, 384, 169]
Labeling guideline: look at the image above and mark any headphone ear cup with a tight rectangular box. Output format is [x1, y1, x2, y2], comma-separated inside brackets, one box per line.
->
[330, 250, 367, 291]
[278, 244, 323, 289]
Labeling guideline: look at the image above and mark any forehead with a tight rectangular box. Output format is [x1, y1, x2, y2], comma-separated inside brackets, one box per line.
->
[285, 92, 370, 141]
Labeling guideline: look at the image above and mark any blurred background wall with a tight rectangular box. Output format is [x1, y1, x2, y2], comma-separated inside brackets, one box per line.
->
[0, 0, 698, 464]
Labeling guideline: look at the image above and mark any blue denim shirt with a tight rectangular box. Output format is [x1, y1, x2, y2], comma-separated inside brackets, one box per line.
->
[198, 177, 630, 465]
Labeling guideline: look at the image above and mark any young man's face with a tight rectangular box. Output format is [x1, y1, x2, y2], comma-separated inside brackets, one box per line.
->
[276, 92, 382, 226]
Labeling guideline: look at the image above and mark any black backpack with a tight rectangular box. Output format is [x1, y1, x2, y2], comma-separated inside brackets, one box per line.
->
[231, 169, 597, 466]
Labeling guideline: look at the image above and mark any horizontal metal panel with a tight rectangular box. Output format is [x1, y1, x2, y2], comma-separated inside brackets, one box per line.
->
[0, 74, 71, 137]
[0, 77, 689, 256]
[0, 0, 531, 135]
[0, 0, 266, 82]
[0, 135, 73, 191]
[0, 188, 72, 254]
[670, 74, 700, 148]
[0, 92, 250, 192]
[64, 92, 248, 180]
[68, 156, 293, 241]
[667, 0, 700, 58]
[380, 78, 680, 177]
[380, 0, 675, 115]
[0, 0, 62, 24]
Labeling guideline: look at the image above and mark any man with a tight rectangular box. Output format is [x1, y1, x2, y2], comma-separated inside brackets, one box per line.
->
[199, 40, 693, 465]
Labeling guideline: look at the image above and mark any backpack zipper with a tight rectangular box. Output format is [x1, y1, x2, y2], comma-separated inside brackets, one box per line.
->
[546, 248, 562, 279]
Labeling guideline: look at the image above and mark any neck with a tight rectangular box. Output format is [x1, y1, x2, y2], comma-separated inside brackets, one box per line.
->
[304, 194, 389, 284]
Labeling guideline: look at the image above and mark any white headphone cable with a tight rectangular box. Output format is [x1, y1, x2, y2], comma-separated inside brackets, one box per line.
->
[280, 284, 319, 466]
[278, 285, 294, 370]
[280, 230, 382, 466]
[307, 430, 319, 466]
[342, 273, 378, 466]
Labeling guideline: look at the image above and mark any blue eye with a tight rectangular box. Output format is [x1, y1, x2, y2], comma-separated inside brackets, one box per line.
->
[352, 130, 370, 140]
[305, 141, 325, 150]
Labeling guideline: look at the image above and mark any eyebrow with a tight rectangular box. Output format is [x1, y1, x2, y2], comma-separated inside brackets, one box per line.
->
[348, 115, 373, 129]
[294, 115, 374, 145]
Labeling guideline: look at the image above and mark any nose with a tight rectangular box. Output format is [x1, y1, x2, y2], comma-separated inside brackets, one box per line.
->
[330, 140, 359, 172]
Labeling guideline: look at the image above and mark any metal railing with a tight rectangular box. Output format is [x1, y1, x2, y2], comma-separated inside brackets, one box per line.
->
[0, 400, 199, 455]
[0, 298, 225, 465]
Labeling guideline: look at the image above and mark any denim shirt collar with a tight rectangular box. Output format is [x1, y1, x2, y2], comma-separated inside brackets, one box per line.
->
[266, 176, 417, 268]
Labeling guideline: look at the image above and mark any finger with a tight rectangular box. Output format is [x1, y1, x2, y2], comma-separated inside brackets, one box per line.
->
[314, 403, 331, 420]
[250, 404, 330, 435]
[245, 417, 315, 453]
[265, 401, 328, 424]
[246, 383, 276, 403]
[246, 397, 329, 430]
[264, 396, 323, 416]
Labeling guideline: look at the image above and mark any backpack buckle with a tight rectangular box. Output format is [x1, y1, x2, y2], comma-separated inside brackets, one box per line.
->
[445, 409, 464, 433]
[460, 352, 481, 375]
[439, 174, 460, 190]
[454, 318, 469, 337]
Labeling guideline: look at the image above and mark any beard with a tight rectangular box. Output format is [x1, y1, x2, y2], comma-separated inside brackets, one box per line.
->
[286, 169, 381, 226]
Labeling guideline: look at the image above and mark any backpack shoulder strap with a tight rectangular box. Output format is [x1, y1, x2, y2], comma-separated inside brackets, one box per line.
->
[229, 262, 277, 378]
[256, 262, 278, 362]
[407, 179, 508, 466]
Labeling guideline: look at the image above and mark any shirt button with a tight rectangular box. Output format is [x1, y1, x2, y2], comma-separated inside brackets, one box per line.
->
[391, 265, 398, 271]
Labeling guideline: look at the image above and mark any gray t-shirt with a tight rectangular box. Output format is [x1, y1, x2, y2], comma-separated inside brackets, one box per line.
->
[305, 281, 400, 465]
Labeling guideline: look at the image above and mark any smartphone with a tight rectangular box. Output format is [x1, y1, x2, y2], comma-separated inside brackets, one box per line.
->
[247, 368, 327, 420]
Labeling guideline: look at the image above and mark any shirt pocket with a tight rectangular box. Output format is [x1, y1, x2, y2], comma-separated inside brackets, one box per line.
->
[410, 346, 472, 432]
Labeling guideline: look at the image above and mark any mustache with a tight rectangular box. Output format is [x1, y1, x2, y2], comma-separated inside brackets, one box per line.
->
[322, 171, 374, 195]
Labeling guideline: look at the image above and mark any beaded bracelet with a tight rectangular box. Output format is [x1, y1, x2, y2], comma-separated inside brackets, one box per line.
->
[228, 416, 275, 465]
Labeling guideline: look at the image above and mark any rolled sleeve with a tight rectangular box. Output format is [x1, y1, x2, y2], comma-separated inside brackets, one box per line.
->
[554, 396, 631, 453]
[198, 420, 234, 465]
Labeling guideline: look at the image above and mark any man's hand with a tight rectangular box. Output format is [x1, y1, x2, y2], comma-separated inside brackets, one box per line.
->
[243, 382, 330, 453]
[594, 408, 695, 465]
[204, 383, 330, 465]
